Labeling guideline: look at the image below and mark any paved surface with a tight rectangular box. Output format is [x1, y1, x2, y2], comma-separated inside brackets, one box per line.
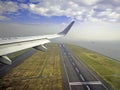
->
[60, 44, 112, 90]
[0, 49, 36, 77]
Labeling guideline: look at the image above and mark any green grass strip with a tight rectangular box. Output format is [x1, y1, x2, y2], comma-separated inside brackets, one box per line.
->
[67, 44, 120, 90]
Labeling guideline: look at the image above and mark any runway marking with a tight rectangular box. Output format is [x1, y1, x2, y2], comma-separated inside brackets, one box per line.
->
[86, 85, 91, 90]
[75, 67, 79, 73]
[61, 45, 110, 90]
[70, 53, 109, 90]
[68, 51, 109, 90]
[72, 62, 75, 66]
[80, 74, 85, 81]
[69, 81, 102, 85]
[62, 56, 72, 90]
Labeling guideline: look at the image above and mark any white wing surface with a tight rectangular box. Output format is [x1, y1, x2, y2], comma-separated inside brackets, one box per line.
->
[0, 21, 75, 64]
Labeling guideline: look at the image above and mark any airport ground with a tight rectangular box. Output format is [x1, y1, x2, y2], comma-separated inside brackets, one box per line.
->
[0, 43, 120, 90]
[0, 44, 63, 90]
[66, 44, 120, 90]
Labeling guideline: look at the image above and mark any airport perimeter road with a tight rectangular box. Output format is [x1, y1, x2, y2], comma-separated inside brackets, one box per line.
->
[60, 44, 112, 90]
[0, 49, 36, 77]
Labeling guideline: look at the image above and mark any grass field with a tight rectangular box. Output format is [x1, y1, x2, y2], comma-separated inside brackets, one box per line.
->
[67, 44, 120, 90]
[8, 49, 30, 60]
[1, 43, 120, 90]
[0, 44, 63, 90]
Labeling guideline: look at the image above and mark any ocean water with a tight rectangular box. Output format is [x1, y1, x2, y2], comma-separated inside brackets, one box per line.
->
[72, 41, 120, 61]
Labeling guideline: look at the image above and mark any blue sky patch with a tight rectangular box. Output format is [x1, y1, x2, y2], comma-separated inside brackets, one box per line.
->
[0, 0, 120, 23]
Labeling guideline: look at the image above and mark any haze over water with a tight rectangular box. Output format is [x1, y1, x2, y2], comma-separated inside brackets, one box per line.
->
[71, 41, 120, 61]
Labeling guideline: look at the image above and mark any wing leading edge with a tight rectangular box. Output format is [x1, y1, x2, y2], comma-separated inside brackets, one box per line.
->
[0, 21, 75, 64]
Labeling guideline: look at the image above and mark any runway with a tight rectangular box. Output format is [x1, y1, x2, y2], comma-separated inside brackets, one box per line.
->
[0, 49, 36, 77]
[0, 44, 113, 90]
[60, 44, 112, 90]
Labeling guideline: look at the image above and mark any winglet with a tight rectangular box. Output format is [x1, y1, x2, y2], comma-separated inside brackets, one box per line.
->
[58, 21, 75, 35]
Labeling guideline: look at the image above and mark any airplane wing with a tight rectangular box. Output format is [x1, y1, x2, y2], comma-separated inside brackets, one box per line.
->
[0, 21, 75, 64]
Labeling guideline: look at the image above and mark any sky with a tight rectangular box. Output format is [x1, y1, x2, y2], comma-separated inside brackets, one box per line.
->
[0, 0, 120, 41]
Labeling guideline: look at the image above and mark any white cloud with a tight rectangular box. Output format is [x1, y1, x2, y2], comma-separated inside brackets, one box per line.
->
[113, 0, 120, 3]
[78, 0, 102, 5]
[29, 0, 42, 3]
[20, 4, 29, 9]
[96, 8, 120, 22]
[0, 15, 8, 20]
[0, 0, 120, 23]
[29, 1, 90, 21]
[0, 1, 19, 20]
[28, 0, 120, 23]
[0, 1, 19, 13]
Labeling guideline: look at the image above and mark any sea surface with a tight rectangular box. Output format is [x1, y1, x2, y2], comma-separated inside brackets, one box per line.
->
[71, 41, 120, 61]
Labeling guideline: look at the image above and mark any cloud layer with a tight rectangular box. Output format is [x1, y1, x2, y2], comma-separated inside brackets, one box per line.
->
[0, 0, 120, 23]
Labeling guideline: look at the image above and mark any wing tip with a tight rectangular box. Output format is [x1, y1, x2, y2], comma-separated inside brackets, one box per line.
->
[58, 21, 75, 35]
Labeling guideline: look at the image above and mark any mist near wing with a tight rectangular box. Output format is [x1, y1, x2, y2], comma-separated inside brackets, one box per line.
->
[0, 21, 120, 61]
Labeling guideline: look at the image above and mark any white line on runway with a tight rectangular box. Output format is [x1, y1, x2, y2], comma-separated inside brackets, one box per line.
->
[69, 81, 102, 85]
[62, 57, 72, 90]
[80, 74, 85, 81]
[72, 62, 75, 66]
[71, 53, 109, 90]
[86, 85, 91, 90]
[75, 67, 79, 73]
